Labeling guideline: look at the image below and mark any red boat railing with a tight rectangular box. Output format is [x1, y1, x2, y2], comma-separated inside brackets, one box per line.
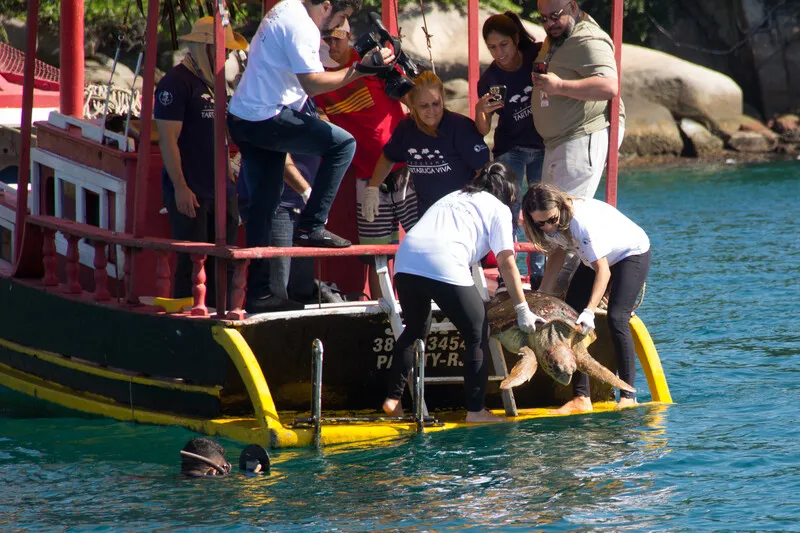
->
[24, 214, 538, 320]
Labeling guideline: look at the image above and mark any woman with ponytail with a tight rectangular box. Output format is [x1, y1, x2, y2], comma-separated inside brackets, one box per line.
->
[382, 162, 544, 423]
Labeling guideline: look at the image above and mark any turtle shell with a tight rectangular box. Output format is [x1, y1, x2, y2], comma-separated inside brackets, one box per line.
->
[487, 290, 581, 332]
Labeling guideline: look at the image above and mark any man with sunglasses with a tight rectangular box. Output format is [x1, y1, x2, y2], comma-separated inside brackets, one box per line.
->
[531, 0, 625, 201]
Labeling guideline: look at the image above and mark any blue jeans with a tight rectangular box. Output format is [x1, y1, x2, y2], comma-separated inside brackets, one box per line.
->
[228, 107, 356, 248]
[495, 147, 545, 277]
[228, 108, 355, 298]
[268, 206, 315, 301]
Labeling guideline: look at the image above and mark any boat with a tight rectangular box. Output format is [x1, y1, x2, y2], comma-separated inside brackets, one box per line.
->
[0, 0, 672, 449]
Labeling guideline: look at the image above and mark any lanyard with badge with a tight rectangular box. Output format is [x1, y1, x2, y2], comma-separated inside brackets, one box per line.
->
[538, 11, 585, 108]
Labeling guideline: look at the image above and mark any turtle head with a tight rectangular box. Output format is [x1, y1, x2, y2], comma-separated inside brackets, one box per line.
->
[539, 343, 577, 386]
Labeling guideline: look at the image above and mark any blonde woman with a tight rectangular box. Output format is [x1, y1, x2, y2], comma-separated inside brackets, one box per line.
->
[522, 183, 650, 413]
[364, 71, 491, 218]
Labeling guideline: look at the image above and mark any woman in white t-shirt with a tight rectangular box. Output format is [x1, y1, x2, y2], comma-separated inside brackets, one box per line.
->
[522, 183, 651, 413]
[384, 162, 544, 423]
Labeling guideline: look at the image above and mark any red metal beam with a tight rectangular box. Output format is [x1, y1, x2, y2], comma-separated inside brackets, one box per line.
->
[60, 0, 84, 117]
[127, 0, 161, 301]
[12, 0, 39, 271]
[467, 0, 479, 120]
[383, 0, 399, 34]
[213, 5, 229, 315]
[27, 214, 542, 259]
[605, 0, 623, 207]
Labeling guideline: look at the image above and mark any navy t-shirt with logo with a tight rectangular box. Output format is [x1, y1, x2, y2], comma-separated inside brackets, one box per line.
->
[477, 45, 545, 156]
[383, 110, 490, 214]
[154, 64, 235, 203]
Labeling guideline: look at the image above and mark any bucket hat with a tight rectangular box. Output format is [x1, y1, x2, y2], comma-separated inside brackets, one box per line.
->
[179, 16, 248, 50]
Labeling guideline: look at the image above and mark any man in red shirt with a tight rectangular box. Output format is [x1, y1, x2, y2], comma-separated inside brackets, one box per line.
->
[315, 21, 418, 298]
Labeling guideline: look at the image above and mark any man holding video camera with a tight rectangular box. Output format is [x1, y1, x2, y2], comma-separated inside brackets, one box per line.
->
[531, 0, 625, 201]
[314, 18, 419, 298]
[227, 0, 395, 247]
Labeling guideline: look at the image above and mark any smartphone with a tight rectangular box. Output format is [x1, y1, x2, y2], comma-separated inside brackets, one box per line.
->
[533, 61, 548, 74]
[488, 84, 507, 103]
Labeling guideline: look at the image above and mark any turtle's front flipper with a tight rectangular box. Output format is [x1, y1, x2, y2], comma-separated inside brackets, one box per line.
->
[500, 346, 538, 390]
[574, 349, 636, 393]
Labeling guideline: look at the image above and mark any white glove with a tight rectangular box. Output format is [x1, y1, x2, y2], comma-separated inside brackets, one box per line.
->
[576, 308, 596, 334]
[362, 186, 381, 223]
[301, 188, 312, 204]
[515, 302, 545, 333]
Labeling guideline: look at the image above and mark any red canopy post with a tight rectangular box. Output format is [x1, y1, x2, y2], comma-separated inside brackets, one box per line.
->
[12, 0, 40, 269]
[213, 5, 229, 315]
[605, 0, 623, 207]
[467, 0, 479, 120]
[383, 0, 400, 35]
[126, 0, 162, 301]
[60, 0, 84, 117]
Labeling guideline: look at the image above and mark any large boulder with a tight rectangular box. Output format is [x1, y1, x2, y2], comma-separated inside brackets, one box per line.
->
[621, 45, 743, 137]
[620, 98, 683, 156]
[728, 131, 777, 152]
[679, 118, 724, 156]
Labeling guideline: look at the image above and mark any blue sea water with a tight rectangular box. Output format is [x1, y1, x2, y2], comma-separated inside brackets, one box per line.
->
[1, 161, 799, 532]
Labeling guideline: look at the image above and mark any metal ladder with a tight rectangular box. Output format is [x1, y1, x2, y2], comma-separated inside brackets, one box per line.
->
[374, 257, 518, 417]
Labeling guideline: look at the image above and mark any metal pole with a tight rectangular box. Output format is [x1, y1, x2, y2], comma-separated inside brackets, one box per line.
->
[213, 3, 229, 316]
[605, 0, 624, 207]
[60, 0, 84, 117]
[382, 0, 400, 35]
[311, 338, 324, 448]
[12, 0, 39, 270]
[127, 0, 160, 302]
[467, 0, 479, 120]
[414, 339, 425, 433]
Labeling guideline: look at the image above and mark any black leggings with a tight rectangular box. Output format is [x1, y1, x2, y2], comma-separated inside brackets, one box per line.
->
[565, 250, 651, 399]
[388, 273, 490, 412]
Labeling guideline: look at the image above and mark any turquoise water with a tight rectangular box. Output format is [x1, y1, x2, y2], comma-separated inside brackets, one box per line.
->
[2, 161, 799, 532]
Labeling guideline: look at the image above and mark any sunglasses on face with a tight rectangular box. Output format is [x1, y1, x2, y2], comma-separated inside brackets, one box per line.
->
[537, 3, 570, 23]
[532, 214, 559, 228]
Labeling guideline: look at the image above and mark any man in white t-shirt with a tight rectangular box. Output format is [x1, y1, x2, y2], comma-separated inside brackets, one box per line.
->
[227, 0, 394, 309]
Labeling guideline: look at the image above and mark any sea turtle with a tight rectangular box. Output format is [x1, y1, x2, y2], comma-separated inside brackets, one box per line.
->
[487, 290, 635, 393]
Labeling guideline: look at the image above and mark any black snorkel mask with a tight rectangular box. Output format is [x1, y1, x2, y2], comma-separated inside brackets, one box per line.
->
[180, 450, 233, 478]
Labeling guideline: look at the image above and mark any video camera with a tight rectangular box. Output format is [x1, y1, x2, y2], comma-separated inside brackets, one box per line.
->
[352, 12, 420, 100]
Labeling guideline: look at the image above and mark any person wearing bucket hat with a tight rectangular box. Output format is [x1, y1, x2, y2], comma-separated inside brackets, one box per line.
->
[227, 0, 396, 278]
[154, 17, 247, 301]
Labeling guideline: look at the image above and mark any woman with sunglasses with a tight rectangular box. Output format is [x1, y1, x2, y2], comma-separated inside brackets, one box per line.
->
[521, 183, 650, 413]
[475, 12, 546, 283]
[383, 162, 544, 423]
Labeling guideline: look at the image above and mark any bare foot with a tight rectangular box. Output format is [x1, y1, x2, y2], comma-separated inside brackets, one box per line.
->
[616, 397, 638, 409]
[465, 409, 505, 423]
[382, 398, 403, 416]
[547, 396, 593, 415]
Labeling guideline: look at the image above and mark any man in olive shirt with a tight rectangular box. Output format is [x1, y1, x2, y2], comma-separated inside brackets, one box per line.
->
[531, 0, 625, 200]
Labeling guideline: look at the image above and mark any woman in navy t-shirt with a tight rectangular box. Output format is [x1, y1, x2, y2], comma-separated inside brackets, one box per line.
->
[476, 12, 546, 281]
[363, 71, 490, 219]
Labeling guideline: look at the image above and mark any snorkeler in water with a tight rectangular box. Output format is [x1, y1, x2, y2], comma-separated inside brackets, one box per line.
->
[179, 438, 270, 477]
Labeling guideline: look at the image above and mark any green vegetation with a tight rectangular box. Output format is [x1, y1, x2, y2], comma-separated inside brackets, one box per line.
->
[1, 0, 667, 47]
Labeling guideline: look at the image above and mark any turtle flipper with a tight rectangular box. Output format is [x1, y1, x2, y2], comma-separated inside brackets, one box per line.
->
[500, 346, 538, 390]
[494, 328, 528, 354]
[574, 349, 636, 393]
